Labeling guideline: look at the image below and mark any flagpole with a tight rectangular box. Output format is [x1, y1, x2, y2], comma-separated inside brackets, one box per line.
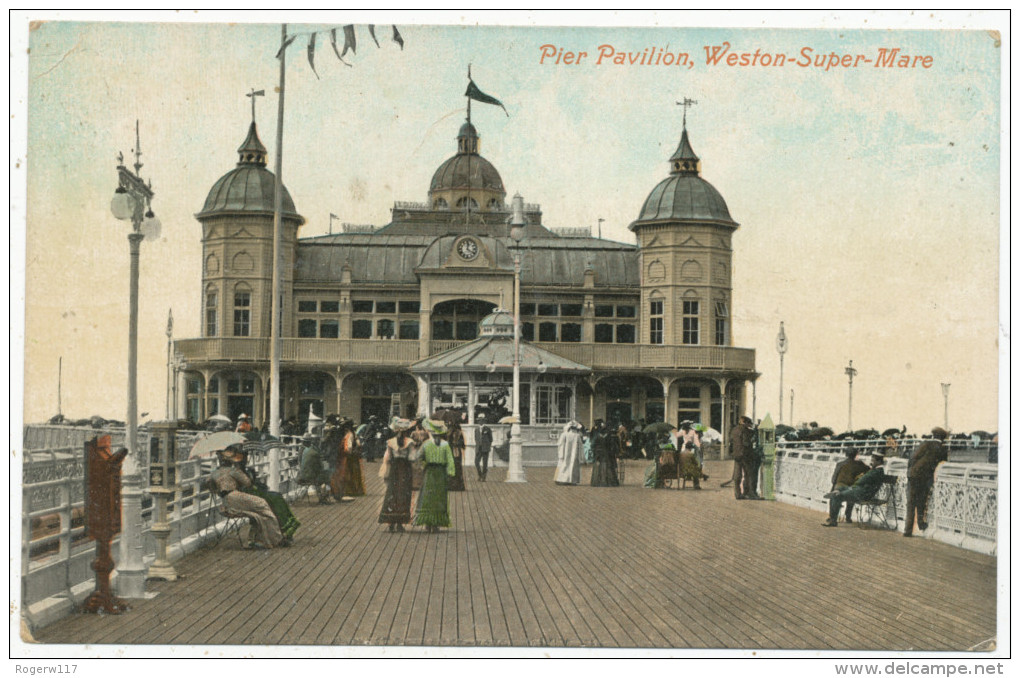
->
[268, 22, 287, 490]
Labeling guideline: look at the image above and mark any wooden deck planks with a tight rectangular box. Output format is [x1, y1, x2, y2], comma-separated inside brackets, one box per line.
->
[32, 460, 996, 651]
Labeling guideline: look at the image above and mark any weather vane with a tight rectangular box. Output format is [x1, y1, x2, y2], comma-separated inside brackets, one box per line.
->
[676, 97, 698, 127]
[247, 88, 266, 123]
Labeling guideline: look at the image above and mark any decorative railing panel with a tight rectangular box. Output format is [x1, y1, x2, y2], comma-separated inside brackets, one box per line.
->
[20, 429, 304, 629]
[775, 442, 996, 555]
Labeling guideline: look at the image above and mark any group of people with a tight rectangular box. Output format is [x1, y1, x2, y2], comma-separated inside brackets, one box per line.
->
[821, 426, 949, 537]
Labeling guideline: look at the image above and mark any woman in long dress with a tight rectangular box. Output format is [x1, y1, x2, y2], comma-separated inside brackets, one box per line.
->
[210, 449, 284, 549]
[447, 421, 467, 491]
[590, 419, 620, 487]
[412, 419, 456, 533]
[554, 421, 584, 485]
[343, 420, 367, 497]
[378, 417, 418, 532]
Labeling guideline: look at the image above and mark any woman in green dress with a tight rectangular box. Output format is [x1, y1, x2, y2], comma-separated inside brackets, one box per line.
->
[412, 418, 456, 533]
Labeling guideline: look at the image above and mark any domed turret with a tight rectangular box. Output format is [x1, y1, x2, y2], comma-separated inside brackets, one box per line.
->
[197, 122, 303, 221]
[428, 120, 506, 211]
[630, 126, 736, 229]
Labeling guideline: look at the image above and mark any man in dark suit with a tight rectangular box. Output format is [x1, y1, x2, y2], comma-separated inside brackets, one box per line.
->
[474, 414, 493, 481]
[729, 415, 755, 500]
[822, 453, 887, 527]
[904, 427, 949, 537]
[830, 449, 870, 523]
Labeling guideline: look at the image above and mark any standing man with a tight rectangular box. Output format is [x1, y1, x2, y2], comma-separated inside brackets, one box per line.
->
[475, 414, 493, 482]
[904, 427, 949, 537]
[729, 415, 755, 499]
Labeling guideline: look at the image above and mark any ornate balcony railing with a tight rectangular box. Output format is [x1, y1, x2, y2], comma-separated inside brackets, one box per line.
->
[773, 442, 997, 555]
[176, 337, 756, 373]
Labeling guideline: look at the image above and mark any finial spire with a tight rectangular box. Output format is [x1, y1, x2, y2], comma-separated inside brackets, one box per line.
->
[132, 119, 143, 176]
[466, 64, 472, 123]
[676, 97, 698, 128]
[247, 88, 265, 124]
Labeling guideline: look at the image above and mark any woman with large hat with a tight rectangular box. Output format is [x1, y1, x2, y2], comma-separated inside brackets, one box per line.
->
[209, 445, 284, 548]
[378, 417, 419, 532]
[412, 418, 456, 533]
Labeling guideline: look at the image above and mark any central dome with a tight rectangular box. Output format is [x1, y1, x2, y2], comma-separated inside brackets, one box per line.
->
[428, 120, 506, 211]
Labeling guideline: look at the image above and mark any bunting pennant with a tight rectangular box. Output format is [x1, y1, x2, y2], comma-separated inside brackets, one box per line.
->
[330, 28, 352, 67]
[342, 25, 357, 58]
[392, 25, 404, 50]
[368, 25, 380, 47]
[307, 32, 319, 79]
[465, 79, 508, 116]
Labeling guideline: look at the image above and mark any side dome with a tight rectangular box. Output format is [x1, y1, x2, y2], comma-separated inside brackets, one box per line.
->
[635, 174, 735, 225]
[629, 125, 738, 229]
[196, 121, 304, 222]
[198, 165, 300, 219]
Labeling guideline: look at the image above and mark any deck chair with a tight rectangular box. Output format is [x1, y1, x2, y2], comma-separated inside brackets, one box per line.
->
[204, 478, 251, 547]
[856, 475, 899, 530]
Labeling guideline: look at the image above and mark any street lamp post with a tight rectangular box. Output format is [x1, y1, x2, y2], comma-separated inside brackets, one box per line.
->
[506, 194, 527, 483]
[110, 121, 161, 598]
[776, 321, 788, 425]
[844, 360, 857, 432]
[941, 383, 950, 430]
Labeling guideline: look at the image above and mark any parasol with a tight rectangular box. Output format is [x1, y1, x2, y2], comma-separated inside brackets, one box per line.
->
[642, 421, 676, 435]
[189, 431, 246, 459]
[700, 427, 722, 443]
[207, 414, 232, 423]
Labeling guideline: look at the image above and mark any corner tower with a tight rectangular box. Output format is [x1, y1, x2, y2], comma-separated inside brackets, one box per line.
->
[629, 121, 739, 349]
[196, 118, 305, 340]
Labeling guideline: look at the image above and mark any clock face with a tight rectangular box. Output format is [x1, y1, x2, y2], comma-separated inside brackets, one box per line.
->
[457, 238, 479, 260]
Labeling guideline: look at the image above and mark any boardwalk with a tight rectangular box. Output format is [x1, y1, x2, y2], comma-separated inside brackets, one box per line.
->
[34, 460, 996, 651]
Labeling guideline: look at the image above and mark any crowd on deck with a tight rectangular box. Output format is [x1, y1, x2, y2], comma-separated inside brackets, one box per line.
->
[198, 406, 958, 549]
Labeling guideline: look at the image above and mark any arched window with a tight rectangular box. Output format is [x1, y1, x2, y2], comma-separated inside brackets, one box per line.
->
[205, 286, 218, 337]
[433, 198, 448, 210]
[233, 283, 252, 337]
[456, 197, 479, 211]
[487, 198, 501, 210]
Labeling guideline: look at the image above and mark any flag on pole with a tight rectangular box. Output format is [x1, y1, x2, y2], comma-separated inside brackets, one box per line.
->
[166, 308, 174, 338]
[465, 79, 508, 116]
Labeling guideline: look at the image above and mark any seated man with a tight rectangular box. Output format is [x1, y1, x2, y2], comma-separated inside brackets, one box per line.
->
[297, 432, 332, 503]
[822, 452, 887, 527]
[830, 448, 870, 523]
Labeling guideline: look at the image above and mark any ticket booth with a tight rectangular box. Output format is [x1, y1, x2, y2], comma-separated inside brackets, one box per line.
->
[758, 413, 776, 500]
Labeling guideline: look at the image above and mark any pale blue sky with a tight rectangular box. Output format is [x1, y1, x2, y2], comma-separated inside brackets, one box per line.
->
[15, 12, 1006, 434]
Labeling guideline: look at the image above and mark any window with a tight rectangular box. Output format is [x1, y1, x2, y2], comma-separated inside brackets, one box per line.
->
[434, 198, 448, 209]
[456, 196, 478, 211]
[538, 322, 557, 342]
[534, 385, 573, 424]
[352, 319, 372, 338]
[298, 300, 317, 313]
[319, 320, 339, 338]
[376, 301, 396, 314]
[560, 304, 583, 317]
[595, 323, 614, 343]
[560, 323, 582, 342]
[682, 300, 700, 345]
[616, 305, 636, 318]
[519, 303, 536, 316]
[538, 304, 558, 316]
[455, 320, 477, 340]
[233, 291, 251, 336]
[205, 290, 217, 337]
[352, 300, 374, 313]
[521, 322, 535, 341]
[320, 300, 339, 313]
[399, 321, 420, 340]
[594, 305, 614, 317]
[399, 300, 420, 314]
[714, 301, 729, 346]
[432, 319, 454, 340]
[616, 324, 636, 343]
[377, 319, 395, 338]
[298, 319, 317, 338]
[649, 299, 664, 344]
